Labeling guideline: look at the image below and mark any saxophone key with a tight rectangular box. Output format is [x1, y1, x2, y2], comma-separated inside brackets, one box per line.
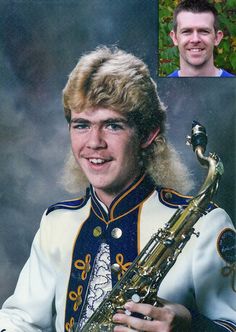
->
[131, 293, 141, 303]
[163, 238, 175, 246]
[125, 309, 132, 316]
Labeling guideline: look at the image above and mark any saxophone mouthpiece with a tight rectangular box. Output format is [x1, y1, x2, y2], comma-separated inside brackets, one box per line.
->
[187, 121, 208, 153]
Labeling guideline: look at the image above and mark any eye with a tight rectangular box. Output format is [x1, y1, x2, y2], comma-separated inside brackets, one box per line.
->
[72, 123, 90, 130]
[181, 30, 191, 35]
[200, 30, 210, 35]
[105, 122, 125, 131]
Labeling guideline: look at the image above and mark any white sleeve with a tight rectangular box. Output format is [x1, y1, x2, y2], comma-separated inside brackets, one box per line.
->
[192, 208, 236, 325]
[0, 212, 56, 332]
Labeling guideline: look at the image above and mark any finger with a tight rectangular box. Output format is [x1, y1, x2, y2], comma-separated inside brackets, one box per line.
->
[113, 324, 136, 332]
[113, 312, 162, 332]
[124, 301, 174, 322]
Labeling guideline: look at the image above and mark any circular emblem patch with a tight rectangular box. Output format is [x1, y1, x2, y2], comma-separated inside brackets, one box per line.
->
[217, 228, 236, 264]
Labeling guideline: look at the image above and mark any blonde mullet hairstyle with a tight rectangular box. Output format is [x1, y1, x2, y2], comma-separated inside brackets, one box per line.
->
[62, 46, 193, 195]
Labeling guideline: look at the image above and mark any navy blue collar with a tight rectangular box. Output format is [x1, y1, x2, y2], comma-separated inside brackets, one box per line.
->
[90, 174, 156, 223]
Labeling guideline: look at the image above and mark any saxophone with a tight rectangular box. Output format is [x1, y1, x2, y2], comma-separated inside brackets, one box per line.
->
[75, 121, 224, 332]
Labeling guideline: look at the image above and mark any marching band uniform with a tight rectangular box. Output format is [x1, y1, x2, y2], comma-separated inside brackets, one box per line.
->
[0, 175, 235, 332]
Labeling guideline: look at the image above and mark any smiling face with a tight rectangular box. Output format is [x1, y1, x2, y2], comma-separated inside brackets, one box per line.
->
[70, 107, 143, 205]
[170, 11, 223, 75]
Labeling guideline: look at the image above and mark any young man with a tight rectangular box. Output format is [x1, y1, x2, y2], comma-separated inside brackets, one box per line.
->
[168, 0, 235, 77]
[0, 47, 235, 332]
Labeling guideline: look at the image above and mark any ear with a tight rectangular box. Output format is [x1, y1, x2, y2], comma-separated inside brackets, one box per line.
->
[169, 30, 179, 46]
[214, 30, 223, 46]
[141, 127, 160, 149]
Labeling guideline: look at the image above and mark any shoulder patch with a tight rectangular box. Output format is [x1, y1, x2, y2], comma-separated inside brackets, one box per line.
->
[46, 191, 90, 215]
[158, 187, 192, 208]
[217, 228, 236, 264]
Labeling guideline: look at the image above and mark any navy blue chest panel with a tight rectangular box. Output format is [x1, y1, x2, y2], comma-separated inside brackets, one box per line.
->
[64, 205, 141, 331]
[63, 174, 157, 331]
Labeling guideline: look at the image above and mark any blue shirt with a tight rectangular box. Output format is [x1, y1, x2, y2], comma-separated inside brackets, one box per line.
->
[168, 69, 235, 77]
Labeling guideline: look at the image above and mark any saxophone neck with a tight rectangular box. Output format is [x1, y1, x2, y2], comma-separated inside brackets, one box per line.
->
[195, 145, 223, 174]
[188, 122, 224, 204]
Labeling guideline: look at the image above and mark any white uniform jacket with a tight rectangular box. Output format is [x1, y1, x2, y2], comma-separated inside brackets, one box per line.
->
[0, 175, 235, 332]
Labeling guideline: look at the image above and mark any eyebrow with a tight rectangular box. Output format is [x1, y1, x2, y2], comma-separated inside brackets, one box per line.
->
[70, 117, 129, 125]
[179, 27, 212, 32]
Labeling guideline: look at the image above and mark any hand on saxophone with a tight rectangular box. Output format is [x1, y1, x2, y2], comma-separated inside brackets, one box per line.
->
[112, 298, 192, 332]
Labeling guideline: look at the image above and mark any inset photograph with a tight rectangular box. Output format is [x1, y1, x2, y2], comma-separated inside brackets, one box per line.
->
[158, 0, 236, 77]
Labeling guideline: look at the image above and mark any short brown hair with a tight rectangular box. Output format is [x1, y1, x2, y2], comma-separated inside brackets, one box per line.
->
[173, 0, 219, 32]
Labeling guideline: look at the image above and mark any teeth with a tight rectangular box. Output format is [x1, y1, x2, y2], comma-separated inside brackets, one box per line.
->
[89, 158, 105, 164]
[190, 48, 202, 52]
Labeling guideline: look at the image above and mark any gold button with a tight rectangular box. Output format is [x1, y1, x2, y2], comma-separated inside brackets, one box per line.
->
[111, 227, 122, 239]
[165, 192, 172, 200]
[93, 226, 102, 237]
[111, 263, 121, 273]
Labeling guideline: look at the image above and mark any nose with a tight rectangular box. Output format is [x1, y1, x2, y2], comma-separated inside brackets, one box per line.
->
[190, 31, 201, 43]
[86, 127, 107, 149]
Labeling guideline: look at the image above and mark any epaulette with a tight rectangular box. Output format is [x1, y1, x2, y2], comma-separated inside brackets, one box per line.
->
[46, 190, 90, 215]
[158, 187, 192, 208]
[158, 187, 218, 213]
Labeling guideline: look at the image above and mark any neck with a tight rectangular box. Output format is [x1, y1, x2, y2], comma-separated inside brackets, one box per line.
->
[94, 190, 116, 208]
[179, 58, 219, 77]
[94, 173, 143, 208]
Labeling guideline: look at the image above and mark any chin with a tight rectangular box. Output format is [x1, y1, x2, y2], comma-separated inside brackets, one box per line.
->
[187, 58, 207, 67]
[191, 62, 205, 67]
[91, 179, 113, 191]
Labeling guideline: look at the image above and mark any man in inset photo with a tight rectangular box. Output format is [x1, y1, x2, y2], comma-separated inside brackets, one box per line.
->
[160, 0, 235, 77]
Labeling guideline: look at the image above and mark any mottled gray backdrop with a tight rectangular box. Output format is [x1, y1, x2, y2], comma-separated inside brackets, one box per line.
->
[0, 0, 235, 306]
